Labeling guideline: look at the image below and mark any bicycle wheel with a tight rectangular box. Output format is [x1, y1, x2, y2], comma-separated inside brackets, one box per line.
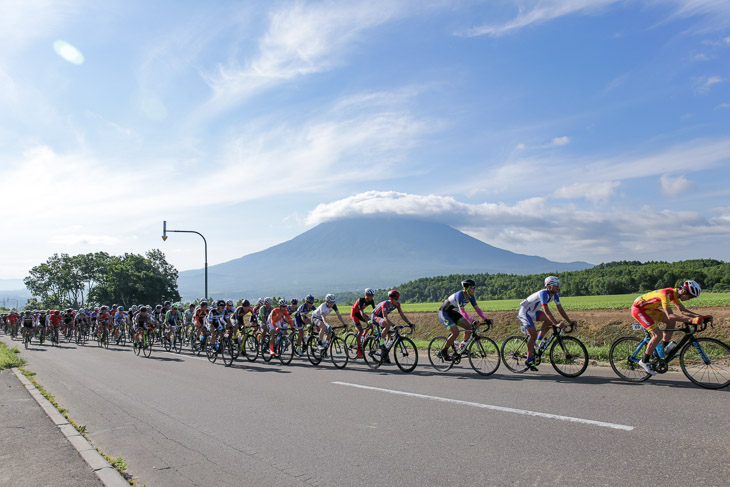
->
[231, 335, 240, 360]
[427, 336, 454, 372]
[163, 336, 172, 352]
[118, 330, 127, 347]
[174, 333, 182, 353]
[207, 341, 218, 363]
[609, 336, 650, 382]
[549, 336, 588, 377]
[361, 336, 382, 369]
[468, 337, 501, 376]
[261, 335, 273, 363]
[244, 333, 259, 362]
[133, 338, 141, 356]
[278, 335, 294, 366]
[679, 338, 730, 389]
[392, 337, 418, 373]
[306, 336, 322, 365]
[222, 338, 233, 366]
[343, 332, 359, 360]
[330, 336, 349, 369]
[142, 336, 152, 357]
[501, 335, 529, 373]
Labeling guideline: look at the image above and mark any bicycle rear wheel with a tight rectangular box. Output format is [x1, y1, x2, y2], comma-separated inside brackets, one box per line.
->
[550, 336, 588, 377]
[361, 336, 382, 369]
[103, 331, 109, 349]
[142, 336, 152, 357]
[330, 336, 349, 369]
[343, 332, 359, 360]
[222, 338, 233, 366]
[427, 336, 454, 372]
[133, 338, 141, 356]
[261, 335, 273, 362]
[468, 337, 500, 376]
[501, 335, 529, 373]
[609, 336, 650, 382]
[679, 338, 730, 389]
[393, 337, 418, 373]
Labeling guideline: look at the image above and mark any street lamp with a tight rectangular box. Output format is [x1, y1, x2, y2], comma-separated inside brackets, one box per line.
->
[162, 221, 208, 300]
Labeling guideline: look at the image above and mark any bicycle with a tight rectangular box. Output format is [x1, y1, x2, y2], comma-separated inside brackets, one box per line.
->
[609, 318, 730, 389]
[49, 326, 60, 347]
[427, 321, 501, 376]
[362, 324, 418, 373]
[344, 320, 377, 360]
[501, 323, 588, 377]
[133, 328, 153, 358]
[241, 325, 260, 362]
[96, 327, 109, 349]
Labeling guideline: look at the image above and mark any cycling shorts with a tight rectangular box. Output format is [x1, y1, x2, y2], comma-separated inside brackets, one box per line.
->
[517, 307, 543, 330]
[631, 305, 661, 332]
[313, 316, 330, 330]
[350, 311, 368, 324]
[269, 320, 289, 332]
[438, 307, 465, 329]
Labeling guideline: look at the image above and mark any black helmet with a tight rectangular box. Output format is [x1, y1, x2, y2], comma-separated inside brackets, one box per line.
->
[216, 299, 226, 307]
[241, 299, 250, 307]
[462, 279, 476, 288]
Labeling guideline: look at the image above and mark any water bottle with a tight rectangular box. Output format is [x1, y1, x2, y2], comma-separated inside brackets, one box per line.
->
[385, 337, 394, 348]
[655, 343, 666, 359]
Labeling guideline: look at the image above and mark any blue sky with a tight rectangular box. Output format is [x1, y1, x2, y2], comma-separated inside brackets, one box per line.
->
[2, 0, 729, 280]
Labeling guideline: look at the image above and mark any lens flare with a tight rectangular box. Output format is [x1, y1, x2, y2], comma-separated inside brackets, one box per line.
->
[53, 40, 85, 65]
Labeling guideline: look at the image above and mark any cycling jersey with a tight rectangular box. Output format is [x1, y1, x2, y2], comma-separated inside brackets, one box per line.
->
[49, 314, 62, 327]
[631, 288, 680, 331]
[207, 309, 230, 330]
[372, 300, 401, 323]
[258, 305, 273, 325]
[164, 310, 181, 327]
[294, 302, 316, 327]
[269, 307, 293, 329]
[63, 313, 74, 325]
[312, 302, 338, 322]
[518, 289, 560, 329]
[350, 297, 375, 322]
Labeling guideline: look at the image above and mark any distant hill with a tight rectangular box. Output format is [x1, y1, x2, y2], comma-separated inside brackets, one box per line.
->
[177, 217, 592, 300]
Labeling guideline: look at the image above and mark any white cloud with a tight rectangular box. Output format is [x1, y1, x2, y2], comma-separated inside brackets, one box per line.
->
[304, 191, 730, 263]
[715, 103, 730, 109]
[660, 174, 698, 197]
[552, 136, 570, 146]
[694, 75, 725, 93]
[49, 235, 120, 246]
[554, 181, 620, 203]
[461, 0, 619, 37]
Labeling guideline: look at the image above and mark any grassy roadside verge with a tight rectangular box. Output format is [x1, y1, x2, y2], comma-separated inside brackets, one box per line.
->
[0, 341, 26, 369]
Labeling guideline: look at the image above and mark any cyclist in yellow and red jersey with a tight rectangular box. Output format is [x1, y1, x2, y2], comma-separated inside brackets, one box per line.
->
[350, 288, 376, 359]
[193, 301, 209, 341]
[631, 280, 708, 375]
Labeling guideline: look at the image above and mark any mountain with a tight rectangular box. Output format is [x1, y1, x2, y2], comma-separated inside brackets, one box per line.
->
[176, 217, 593, 300]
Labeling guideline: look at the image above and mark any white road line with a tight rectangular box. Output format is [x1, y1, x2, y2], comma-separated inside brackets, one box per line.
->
[332, 381, 634, 431]
[162, 351, 210, 362]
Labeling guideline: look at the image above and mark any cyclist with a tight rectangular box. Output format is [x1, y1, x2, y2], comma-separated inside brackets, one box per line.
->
[163, 305, 182, 344]
[74, 308, 89, 337]
[518, 276, 577, 371]
[371, 290, 415, 363]
[133, 306, 156, 344]
[293, 295, 316, 355]
[268, 299, 295, 356]
[96, 306, 112, 342]
[207, 300, 232, 350]
[437, 279, 491, 361]
[631, 280, 708, 375]
[48, 310, 62, 342]
[21, 311, 35, 342]
[232, 300, 253, 345]
[193, 301, 209, 341]
[350, 288, 377, 359]
[313, 294, 348, 351]
[258, 298, 274, 346]
[63, 308, 75, 338]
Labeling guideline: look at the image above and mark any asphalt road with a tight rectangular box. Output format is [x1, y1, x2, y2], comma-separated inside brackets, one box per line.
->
[4, 336, 729, 487]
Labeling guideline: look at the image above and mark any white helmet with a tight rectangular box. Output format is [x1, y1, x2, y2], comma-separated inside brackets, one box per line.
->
[682, 280, 701, 297]
[544, 276, 560, 287]
[325, 294, 336, 304]
[364, 288, 375, 296]
[264, 297, 272, 306]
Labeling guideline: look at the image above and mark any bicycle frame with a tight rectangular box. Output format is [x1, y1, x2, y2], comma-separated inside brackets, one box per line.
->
[629, 324, 711, 372]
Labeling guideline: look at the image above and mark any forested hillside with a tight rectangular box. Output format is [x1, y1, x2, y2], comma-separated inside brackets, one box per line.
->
[392, 259, 730, 303]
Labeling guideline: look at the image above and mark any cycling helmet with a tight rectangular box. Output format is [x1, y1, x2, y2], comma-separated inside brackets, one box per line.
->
[365, 288, 375, 296]
[155, 304, 162, 310]
[54, 310, 60, 315]
[226, 300, 233, 306]
[325, 294, 336, 304]
[131, 305, 138, 311]
[200, 300, 208, 306]
[264, 297, 272, 306]
[290, 298, 298, 306]
[216, 299, 226, 307]
[100, 306, 108, 311]
[94, 307, 100, 311]
[241, 299, 250, 307]
[112, 304, 118, 308]
[461, 279, 476, 288]
[305, 295, 314, 303]
[278, 299, 287, 306]
[118, 306, 124, 311]
[544, 276, 560, 287]
[682, 280, 701, 297]
[140, 306, 148, 312]
[164, 301, 171, 307]
[257, 298, 264, 305]
[388, 290, 400, 299]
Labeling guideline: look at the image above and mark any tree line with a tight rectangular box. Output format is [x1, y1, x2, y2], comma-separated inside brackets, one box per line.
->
[23, 250, 180, 310]
[389, 259, 730, 303]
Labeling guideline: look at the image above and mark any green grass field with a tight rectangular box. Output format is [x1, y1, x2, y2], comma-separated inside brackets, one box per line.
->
[401, 292, 730, 312]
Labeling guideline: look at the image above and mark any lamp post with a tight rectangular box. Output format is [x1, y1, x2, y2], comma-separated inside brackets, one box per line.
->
[162, 221, 208, 300]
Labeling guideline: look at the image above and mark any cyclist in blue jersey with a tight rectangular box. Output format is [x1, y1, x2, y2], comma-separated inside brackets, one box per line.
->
[518, 276, 576, 370]
[293, 295, 316, 355]
[437, 279, 491, 361]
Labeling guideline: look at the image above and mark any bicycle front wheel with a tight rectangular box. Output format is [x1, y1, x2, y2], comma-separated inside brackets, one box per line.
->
[330, 336, 349, 369]
[174, 334, 182, 353]
[679, 338, 730, 389]
[361, 336, 382, 369]
[343, 332, 359, 360]
[133, 337, 141, 356]
[501, 335, 529, 373]
[609, 336, 650, 382]
[244, 333, 259, 362]
[550, 336, 588, 377]
[142, 337, 152, 357]
[222, 338, 233, 366]
[427, 336, 453, 372]
[279, 335, 294, 366]
[468, 337, 500, 376]
[393, 337, 418, 373]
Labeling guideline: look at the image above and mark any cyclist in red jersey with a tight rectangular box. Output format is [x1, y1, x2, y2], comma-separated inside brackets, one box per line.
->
[350, 288, 376, 359]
